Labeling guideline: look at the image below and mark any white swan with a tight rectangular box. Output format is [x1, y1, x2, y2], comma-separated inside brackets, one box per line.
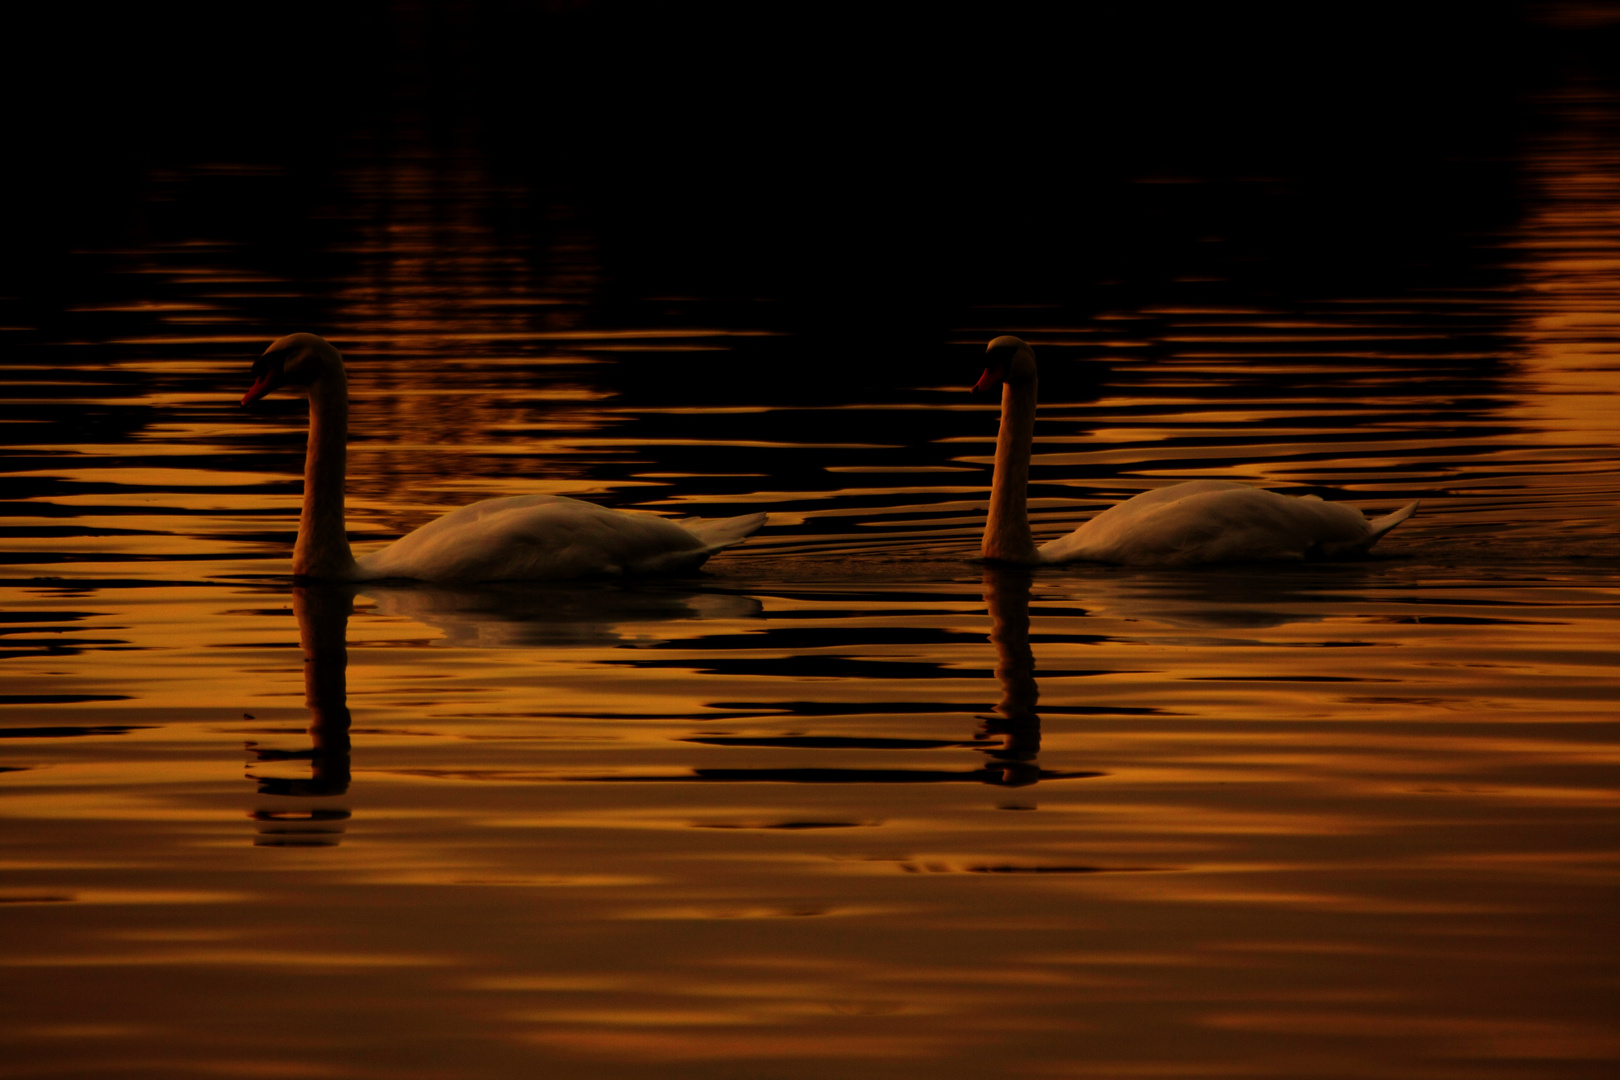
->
[241, 333, 767, 581]
[974, 336, 1418, 566]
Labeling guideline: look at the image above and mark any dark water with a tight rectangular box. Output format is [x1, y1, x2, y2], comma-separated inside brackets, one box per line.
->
[3, 7, 1619, 1078]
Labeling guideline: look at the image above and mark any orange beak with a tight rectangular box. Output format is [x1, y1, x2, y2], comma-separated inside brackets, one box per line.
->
[241, 358, 285, 406]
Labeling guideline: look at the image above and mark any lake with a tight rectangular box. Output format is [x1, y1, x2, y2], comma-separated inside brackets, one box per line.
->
[2, 9, 1618, 1078]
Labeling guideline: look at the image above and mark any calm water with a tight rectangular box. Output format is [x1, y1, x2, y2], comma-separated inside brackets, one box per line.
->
[4, 55, 1620, 1080]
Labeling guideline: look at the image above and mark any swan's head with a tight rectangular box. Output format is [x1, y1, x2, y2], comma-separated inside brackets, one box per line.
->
[241, 333, 344, 406]
[973, 335, 1036, 395]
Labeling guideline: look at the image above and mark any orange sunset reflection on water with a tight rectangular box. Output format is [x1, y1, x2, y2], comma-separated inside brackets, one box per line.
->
[3, 75, 1620, 1080]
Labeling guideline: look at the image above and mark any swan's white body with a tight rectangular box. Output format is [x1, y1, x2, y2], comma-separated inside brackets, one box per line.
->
[1034, 478, 1416, 565]
[243, 334, 766, 582]
[976, 336, 1417, 566]
[355, 493, 765, 581]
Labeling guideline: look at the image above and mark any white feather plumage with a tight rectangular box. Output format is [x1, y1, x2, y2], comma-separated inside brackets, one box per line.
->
[975, 336, 1417, 566]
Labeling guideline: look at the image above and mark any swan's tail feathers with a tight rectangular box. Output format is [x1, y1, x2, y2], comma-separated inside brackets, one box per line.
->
[1312, 500, 1418, 560]
[684, 512, 769, 552]
[1366, 500, 1419, 544]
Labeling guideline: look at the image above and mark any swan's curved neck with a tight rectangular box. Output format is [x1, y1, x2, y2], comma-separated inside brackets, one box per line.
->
[294, 373, 358, 579]
[982, 376, 1039, 563]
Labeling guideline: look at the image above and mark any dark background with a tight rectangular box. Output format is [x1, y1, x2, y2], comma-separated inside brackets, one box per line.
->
[5, 1, 1617, 362]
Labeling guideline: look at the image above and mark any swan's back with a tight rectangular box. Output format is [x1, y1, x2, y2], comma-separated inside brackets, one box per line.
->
[355, 494, 765, 582]
[1038, 480, 1416, 566]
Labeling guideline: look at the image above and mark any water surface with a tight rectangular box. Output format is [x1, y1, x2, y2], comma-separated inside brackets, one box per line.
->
[2, 68, 1619, 1080]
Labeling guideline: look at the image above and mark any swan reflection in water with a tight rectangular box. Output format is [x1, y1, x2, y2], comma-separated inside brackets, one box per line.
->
[244, 580, 768, 844]
[360, 580, 762, 648]
[665, 565, 1085, 790]
[977, 564, 1043, 790]
[247, 584, 355, 846]
[968, 562, 1373, 796]
[241, 570, 1083, 837]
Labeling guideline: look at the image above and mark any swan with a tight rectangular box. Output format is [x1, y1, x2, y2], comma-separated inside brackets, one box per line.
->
[241, 333, 767, 581]
[973, 335, 1418, 566]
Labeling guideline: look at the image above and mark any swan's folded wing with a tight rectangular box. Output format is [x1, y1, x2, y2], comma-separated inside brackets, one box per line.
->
[1039, 484, 1408, 566]
[354, 495, 762, 582]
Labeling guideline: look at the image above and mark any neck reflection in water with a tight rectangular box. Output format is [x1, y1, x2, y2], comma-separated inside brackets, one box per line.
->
[978, 565, 1043, 790]
[247, 584, 355, 846]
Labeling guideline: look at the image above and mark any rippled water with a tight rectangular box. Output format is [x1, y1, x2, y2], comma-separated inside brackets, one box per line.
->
[4, 59, 1620, 1080]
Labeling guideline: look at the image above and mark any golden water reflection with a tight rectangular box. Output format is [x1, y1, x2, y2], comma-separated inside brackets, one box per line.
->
[4, 554, 1616, 1075]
